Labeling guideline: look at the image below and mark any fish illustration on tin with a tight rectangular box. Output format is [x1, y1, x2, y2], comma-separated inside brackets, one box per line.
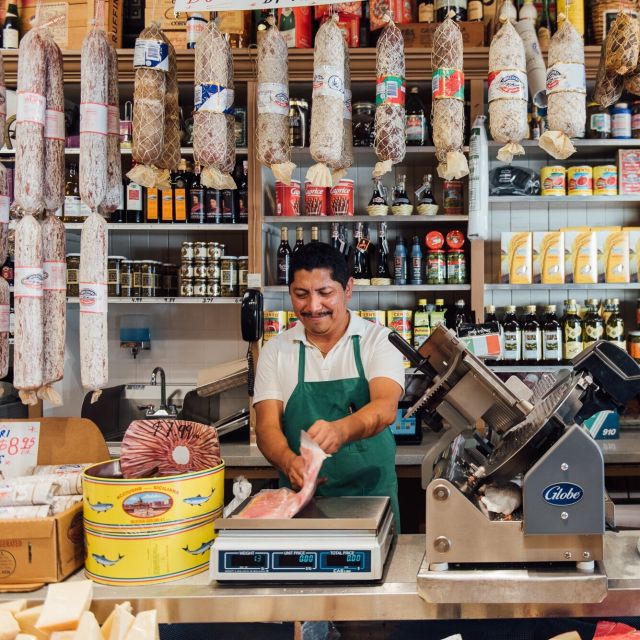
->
[182, 540, 214, 555]
[92, 553, 124, 567]
[87, 499, 114, 513]
[183, 488, 215, 507]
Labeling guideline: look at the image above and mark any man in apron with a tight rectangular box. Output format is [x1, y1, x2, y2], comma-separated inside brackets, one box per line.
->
[253, 242, 405, 530]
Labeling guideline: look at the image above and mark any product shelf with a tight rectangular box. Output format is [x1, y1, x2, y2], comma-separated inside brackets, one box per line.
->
[63, 223, 248, 232]
[0, 147, 249, 156]
[487, 138, 640, 161]
[263, 216, 468, 224]
[489, 195, 640, 204]
[66, 296, 243, 305]
[265, 285, 471, 293]
[485, 283, 640, 290]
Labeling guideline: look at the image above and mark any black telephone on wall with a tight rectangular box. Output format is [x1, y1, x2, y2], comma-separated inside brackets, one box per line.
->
[241, 289, 263, 343]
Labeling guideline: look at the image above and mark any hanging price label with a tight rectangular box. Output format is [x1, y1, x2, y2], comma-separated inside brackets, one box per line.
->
[0, 422, 40, 479]
[174, 0, 363, 12]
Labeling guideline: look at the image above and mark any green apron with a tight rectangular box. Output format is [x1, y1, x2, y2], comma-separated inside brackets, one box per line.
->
[280, 335, 400, 531]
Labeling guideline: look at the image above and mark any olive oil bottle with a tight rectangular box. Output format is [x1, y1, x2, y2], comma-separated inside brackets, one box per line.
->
[583, 298, 604, 347]
[606, 298, 625, 349]
[502, 305, 522, 363]
[562, 300, 583, 363]
[542, 305, 562, 363]
[522, 304, 542, 363]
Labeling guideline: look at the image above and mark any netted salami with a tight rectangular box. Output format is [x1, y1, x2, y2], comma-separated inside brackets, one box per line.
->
[329, 37, 354, 181]
[127, 24, 168, 189]
[103, 44, 122, 213]
[595, 46, 624, 106]
[79, 212, 108, 402]
[0, 163, 9, 266]
[193, 21, 236, 190]
[0, 277, 9, 380]
[156, 36, 180, 180]
[80, 28, 110, 211]
[432, 18, 469, 179]
[489, 20, 528, 162]
[604, 12, 640, 75]
[306, 15, 344, 188]
[538, 18, 585, 160]
[14, 214, 43, 406]
[256, 20, 295, 184]
[0, 51, 6, 133]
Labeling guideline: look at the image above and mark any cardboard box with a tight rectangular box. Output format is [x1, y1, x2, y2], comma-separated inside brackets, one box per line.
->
[0, 418, 109, 587]
[563, 228, 597, 284]
[618, 149, 640, 195]
[399, 21, 485, 47]
[163, 29, 187, 50]
[624, 226, 640, 282]
[144, 0, 188, 30]
[533, 231, 564, 284]
[501, 231, 532, 284]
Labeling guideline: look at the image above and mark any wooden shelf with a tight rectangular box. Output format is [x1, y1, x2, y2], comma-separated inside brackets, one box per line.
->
[489, 195, 640, 204]
[263, 216, 468, 224]
[63, 223, 248, 231]
[0, 147, 249, 156]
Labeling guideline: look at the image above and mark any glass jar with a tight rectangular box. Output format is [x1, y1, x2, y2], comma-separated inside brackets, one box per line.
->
[238, 256, 248, 295]
[194, 259, 208, 279]
[180, 278, 194, 297]
[207, 260, 221, 283]
[66, 254, 81, 297]
[221, 256, 238, 297]
[181, 242, 195, 262]
[586, 102, 611, 139]
[426, 249, 446, 285]
[352, 102, 376, 147]
[131, 261, 142, 297]
[107, 256, 125, 297]
[120, 260, 134, 297]
[193, 278, 207, 297]
[193, 242, 208, 260]
[289, 99, 309, 148]
[633, 101, 640, 138]
[446, 250, 467, 284]
[612, 102, 632, 139]
[140, 261, 156, 297]
[628, 330, 640, 363]
[443, 181, 464, 214]
[180, 262, 195, 280]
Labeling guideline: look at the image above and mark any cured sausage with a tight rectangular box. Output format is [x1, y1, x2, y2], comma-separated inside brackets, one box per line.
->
[103, 44, 122, 214]
[256, 20, 295, 183]
[128, 24, 167, 188]
[79, 212, 108, 402]
[373, 16, 406, 179]
[80, 28, 110, 212]
[14, 214, 43, 406]
[0, 277, 9, 380]
[328, 37, 353, 181]
[0, 50, 6, 130]
[157, 36, 180, 181]
[15, 29, 47, 214]
[306, 15, 344, 188]
[194, 21, 236, 190]
[0, 163, 9, 267]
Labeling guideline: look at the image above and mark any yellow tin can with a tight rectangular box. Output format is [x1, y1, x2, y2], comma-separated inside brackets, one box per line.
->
[593, 165, 618, 195]
[360, 310, 386, 326]
[287, 311, 299, 330]
[540, 166, 566, 196]
[386, 310, 413, 367]
[567, 166, 593, 196]
[263, 310, 287, 343]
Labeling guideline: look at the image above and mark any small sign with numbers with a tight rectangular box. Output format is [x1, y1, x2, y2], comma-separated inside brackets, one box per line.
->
[0, 422, 40, 478]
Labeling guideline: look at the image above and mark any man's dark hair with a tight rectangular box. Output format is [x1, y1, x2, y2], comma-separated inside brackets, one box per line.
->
[289, 241, 349, 289]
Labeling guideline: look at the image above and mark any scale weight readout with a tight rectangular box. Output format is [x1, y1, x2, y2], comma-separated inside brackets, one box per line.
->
[220, 550, 372, 574]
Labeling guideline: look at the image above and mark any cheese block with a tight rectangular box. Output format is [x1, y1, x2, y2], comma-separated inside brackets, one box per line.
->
[0, 610, 20, 640]
[72, 612, 101, 640]
[36, 580, 93, 632]
[0, 601, 27, 615]
[124, 611, 158, 640]
[101, 603, 134, 640]
[14, 607, 47, 640]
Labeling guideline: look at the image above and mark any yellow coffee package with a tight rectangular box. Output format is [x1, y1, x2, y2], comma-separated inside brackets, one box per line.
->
[533, 231, 565, 284]
[563, 228, 597, 284]
[501, 232, 532, 284]
[624, 227, 640, 282]
[600, 229, 630, 284]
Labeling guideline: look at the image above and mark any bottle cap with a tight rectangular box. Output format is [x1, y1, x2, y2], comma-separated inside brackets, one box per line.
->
[525, 304, 536, 313]
[435, 298, 444, 306]
[418, 298, 427, 306]
[505, 305, 516, 313]
[425, 231, 445, 249]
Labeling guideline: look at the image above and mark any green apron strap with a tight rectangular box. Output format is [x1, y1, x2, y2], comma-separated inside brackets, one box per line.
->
[352, 335, 366, 380]
[297, 341, 306, 384]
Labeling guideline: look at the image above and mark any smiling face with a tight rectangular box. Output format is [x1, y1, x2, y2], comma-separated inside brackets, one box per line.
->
[289, 268, 353, 338]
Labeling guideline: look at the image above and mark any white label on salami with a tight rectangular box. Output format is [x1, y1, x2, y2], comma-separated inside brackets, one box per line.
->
[43, 261, 66, 291]
[15, 266, 44, 299]
[0, 196, 9, 224]
[488, 69, 527, 102]
[16, 91, 46, 127]
[108, 106, 120, 136]
[313, 65, 344, 100]
[44, 109, 65, 141]
[79, 282, 108, 315]
[194, 84, 235, 114]
[0, 304, 9, 333]
[344, 89, 353, 120]
[80, 103, 109, 136]
[133, 39, 169, 72]
[546, 63, 586, 95]
[435, 0, 467, 8]
[257, 82, 289, 116]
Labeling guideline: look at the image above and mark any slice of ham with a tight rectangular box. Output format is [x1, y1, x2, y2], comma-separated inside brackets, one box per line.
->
[237, 431, 328, 519]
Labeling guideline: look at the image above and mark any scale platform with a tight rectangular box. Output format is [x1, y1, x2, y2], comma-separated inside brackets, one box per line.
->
[209, 496, 395, 582]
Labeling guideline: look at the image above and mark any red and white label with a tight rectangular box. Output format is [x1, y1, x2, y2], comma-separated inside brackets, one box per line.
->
[43, 261, 66, 291]
[313, 65, 344, 100]
[257, 82, 289, 116]
[488, 69, 527, 102]
[0, 304, 9, 333]
[44, 109, 65, 141]
[546, 63, 586, 95]
[108, 105, 120, 136]
[14, 266, 44, 298]
[16, 92, 46, 127]
[80, 103, 109, 136]
[79, 282, 108, 315]
[0, 196, 9, 224]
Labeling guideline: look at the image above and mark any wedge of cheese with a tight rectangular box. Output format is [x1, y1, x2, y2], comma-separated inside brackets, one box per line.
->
[124, 611, 158, 640]
[14, 607, 47, 640]
[101, 602, 134, 640]
[0, 601, 27, 615]
[0, 610, 20, 640]
[36, 580, 93, 632]
[72, 612, 101, 640]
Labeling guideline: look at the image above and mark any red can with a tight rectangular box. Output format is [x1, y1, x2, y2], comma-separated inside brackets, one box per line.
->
[330, 179, 355, 216]
[275, 180, 301, 217]
[304, 182, 327, 216]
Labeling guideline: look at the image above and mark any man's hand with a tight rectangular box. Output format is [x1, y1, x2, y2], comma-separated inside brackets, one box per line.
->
[283, 452, 306, 489]
[307, 419, 347, 455]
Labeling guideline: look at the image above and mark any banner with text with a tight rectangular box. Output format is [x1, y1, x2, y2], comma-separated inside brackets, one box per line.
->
[174, 0, 363, 14]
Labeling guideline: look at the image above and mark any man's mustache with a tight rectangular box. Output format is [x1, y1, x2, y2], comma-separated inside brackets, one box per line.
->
[301, 311, 332, 317]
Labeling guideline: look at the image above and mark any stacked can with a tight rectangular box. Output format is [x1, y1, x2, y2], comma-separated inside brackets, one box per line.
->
[180, 242, 196, 297]
[208, 242, 223, 297]
[180, 242, 225, 297]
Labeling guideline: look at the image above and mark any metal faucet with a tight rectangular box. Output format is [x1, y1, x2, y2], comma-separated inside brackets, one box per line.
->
[146, 367, 178, 418]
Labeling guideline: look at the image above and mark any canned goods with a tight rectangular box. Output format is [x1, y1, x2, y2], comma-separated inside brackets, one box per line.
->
[207, 261, 221, 281]
[238, 256, 248, 295]
[221, 256, 238, 297]
[208, 242, 223, 261]
[120, 260, 133, 297]
[386, 310, 413, 368]
[180, 279, 194, 297]
[447, 250, 467, 284]
[180, 262, 195, 280]
[329, 179, 355, 216]
[194, 259, 208, 279]
[360, 310, 386, 325]
[443, 180, 464, 214]
[593, 165, 618, 195]
[107, 256, 125, 297]
[193, 278, 207, 297]
[66, 253, 81, 297]
[181, 242, 195, 261]
[207, 281, 221, 297]
[540, 166, 566, 196]
[263, 310, 288, 343]
[276, 180, 301, 216]
[194, 242, 208, 260]
[287, 311, 299, 330]
[427, 250, 446, 285]
[304, 182, 327, 216]
[567, 166, 593, 196]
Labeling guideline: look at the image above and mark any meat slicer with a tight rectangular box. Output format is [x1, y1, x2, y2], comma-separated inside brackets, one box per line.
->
[389, 325, 640, 604]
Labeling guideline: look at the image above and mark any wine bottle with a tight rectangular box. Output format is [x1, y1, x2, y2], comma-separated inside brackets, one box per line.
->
[374, 222, 392, 285]
[293, 226, 304, 254]
[277, 226, 292, 285]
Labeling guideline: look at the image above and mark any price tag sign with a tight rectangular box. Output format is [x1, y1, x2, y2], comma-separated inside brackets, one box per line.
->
[174, 0, 362, 13]
[0, 422, 40, 479]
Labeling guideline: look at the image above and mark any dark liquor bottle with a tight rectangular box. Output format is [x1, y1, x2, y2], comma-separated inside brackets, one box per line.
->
[352, 222, 371, 285]
[538, 0, 552, 49]
[502, 305, 522, 363]
[606, 298, 625, 349]
[406, 87, 427, 146]
[418, 0, 434, 22]
[293, 226, 304, 254]
[359, 0, 370, 46]
[453, 299, 470, 331]
[206, 188, 222, 224]
[237, 160, 248, 224]
[172, 160, 189, 224]
[112, 181, 126, 224]
[484, 304, 501, 364]
[410, 235, 423, 285]
[145, 186, 159, 224]
[436, 0, 467, 22]
[310, 226, 319, 242]
[542, 304, 562, 363]
[562, 300, 583, 363]
[277, 226, 292, 285]
[367, 178, 389, 215]
[189, 166, 206, 224]
[583, 298, 604, 347]
[3, 3, 19, 50]
[392, 175, 411, 206]
[416, 174, 438, 215]
[393, 236, 407, 285]
[375, 222, 392, 284]
[522, 305, 541, 362]
[126, 174, 144, 224]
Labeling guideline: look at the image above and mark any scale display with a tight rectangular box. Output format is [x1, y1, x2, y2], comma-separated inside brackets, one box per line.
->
[220, 550, 371, 573]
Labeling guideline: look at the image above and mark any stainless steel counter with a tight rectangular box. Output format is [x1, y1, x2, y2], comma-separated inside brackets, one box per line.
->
[4, 533, 640, 623]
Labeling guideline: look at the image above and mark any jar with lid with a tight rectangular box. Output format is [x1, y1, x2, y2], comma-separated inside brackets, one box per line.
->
[131, 261, 143, 297]
[180, 278, 194, 297]
[193, 278, 207, 297]
[587, 102, 611, 139]
[140, 261, 156, 297]
[443, 181, 464, 214]
[194, 242, 208, 260]
[208, 241, 223, 262]
[628, 331, 640, 362]
[238, 256, 248, 295]
[181, 242, 195, 262]
[289, 99, 309, 148]
[107, 256, 125, 297]
[612, 102, 632, 139]
[162, 263, 179, 296]
[66, 254, 81, 297]
[633, 102, 640, 138]
[120, 260, 134, 297]
[352, 102, 376, 147]
[194, 259, 208, 279]
[221, 256, 239, 297]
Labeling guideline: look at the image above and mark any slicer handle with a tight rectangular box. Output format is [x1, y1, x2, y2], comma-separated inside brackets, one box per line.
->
[388, 332, 437, 379]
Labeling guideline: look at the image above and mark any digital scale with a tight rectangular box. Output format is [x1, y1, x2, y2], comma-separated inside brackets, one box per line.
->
[210, 496, 395, 582]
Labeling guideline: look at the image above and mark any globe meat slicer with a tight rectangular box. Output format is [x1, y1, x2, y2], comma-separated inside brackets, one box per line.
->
[389, 325, 640, 604]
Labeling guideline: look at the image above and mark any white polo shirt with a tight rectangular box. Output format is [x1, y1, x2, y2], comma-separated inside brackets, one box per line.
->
[253, 310, 405, 410]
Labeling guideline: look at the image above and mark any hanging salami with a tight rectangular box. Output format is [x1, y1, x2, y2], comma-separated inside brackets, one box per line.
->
[193, 21, 236, 190]
[330, 37, 354, 181]
[256, 19, 295, 184]
[103, 44, 123, 213]
[373, 15, 406, 179]
[0, 277, 8, 381]
[595, 46, 624, 106]
[156, 35, 181, 181]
